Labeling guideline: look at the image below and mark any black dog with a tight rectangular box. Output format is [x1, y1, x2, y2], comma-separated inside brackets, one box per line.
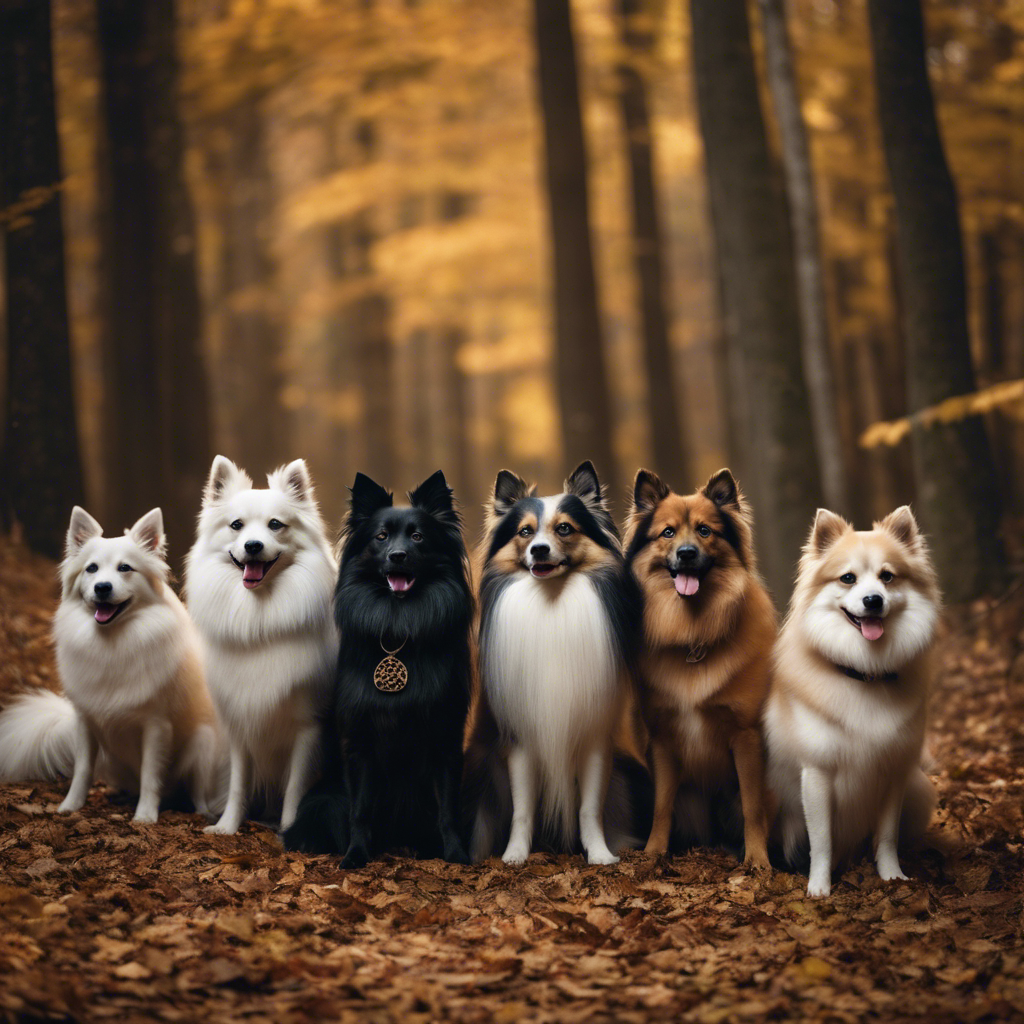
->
[283, 470, 473, 867]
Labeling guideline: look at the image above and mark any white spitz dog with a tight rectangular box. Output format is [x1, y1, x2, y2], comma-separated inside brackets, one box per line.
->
[765, 506, 940, 897]
[0, 506, 224, 822]
[186, 455, 338, 835]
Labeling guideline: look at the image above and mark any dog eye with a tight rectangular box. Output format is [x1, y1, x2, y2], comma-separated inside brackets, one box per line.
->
[879, 570, 894, 584]
[661, 527, 675, 539]
[696, 524, 711, 538]
[118, 563, 133, 573]
[518, 526, 533, 538]
[840, 572, 856, 585]
[268, 519, 284, 531]
[555, 523, 573, 536]
[376, 530, 388, 541]
[411, 532, 423, 542]
[230, 520, 243, 531]
[86, 563, 98, 573]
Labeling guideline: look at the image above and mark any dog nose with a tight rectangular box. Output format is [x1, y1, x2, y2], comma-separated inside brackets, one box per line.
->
[530, 543, 550, 559]
[94, 581, 113, 599]
[244, 539, 264, 556]
[676, 545, 699, 564]
[862, 593, 884, 613]
[389, 550, 407, 563]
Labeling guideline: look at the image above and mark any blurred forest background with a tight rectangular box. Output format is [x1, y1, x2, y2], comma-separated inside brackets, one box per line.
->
[1, 0, 1023, 605]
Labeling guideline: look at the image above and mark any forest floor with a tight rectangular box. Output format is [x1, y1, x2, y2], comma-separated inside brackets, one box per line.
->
[0, 536, 1022, 1023]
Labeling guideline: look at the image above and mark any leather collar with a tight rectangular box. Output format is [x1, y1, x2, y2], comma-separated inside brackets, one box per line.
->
[836, 664, 898, 684]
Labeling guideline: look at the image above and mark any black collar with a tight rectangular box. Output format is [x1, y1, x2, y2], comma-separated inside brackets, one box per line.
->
[836, 664, 898, 684]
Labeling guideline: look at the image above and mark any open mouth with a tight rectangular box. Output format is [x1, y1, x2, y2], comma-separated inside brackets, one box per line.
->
[94, 598, 130, 625]
[843, 607, 885, 641]
[387, 573, 415, 594]
[530, 560, 568, 579]
[231, 553, 279, 589]
[668, 568, 705, 598]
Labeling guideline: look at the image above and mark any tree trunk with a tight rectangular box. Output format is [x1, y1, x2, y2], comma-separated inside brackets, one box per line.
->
[689, 0, 823, 605]
[758, 0, 849, 515]
[531, 0, 620, 505]
[616, 0, 691, 491]
[0, 0, 85, 558]
[96, 0, 210, 564]
[867, 0, 1004, 600]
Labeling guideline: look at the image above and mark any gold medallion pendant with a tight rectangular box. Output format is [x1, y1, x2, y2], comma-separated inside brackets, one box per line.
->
[374, 635, 408, 692]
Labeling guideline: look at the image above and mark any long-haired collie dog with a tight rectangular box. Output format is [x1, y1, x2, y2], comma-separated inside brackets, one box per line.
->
[283, 471, 473, 867]
[467, 461, 642, 865]
[624, 469, 775, 868]
[0, 507, 224, 822]
[765, 506, 939, 896]
[186, 456, 339, 835]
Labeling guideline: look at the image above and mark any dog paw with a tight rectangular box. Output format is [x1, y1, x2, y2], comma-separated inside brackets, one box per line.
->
[132, 807, 159, 824]
[443, 842, 471, 866]
[877, 864, 909, 883]
[743, 853, 772, 875]
[341, 846, 369, 870]
[501, 842, 530, 866]
[586, 849, 620, 866]
[203, 822, 238, 836]
[806, 876, 831, 898]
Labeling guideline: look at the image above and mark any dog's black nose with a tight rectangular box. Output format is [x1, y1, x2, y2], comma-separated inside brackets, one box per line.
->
[530, 543, 550, 559]
[244, 539, 264, 556]
[676, 545, 699, 564]
[94, 581, 113, 599]
[389, 550, 407, 563]
[862, 593, 884, 613]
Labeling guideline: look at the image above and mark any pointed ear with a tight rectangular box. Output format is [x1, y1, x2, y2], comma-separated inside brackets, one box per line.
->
[269, 459, 315, 505]
[349, 473, 392, 522]
[67, 506, 103, 555]
[809, 508, 851, 554]
[565, 460, 605, 507]
[632, 469, 670, 514]
[492, 469, 532, 517]
[129, 508, 166, 556]
[204, 455, 250, 505]
[875, 505, 920, 547]
[409, 470, 457, 524]
[703, 468, 740, 509]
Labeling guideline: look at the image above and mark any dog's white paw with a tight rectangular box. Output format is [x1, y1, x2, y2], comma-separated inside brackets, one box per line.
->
[203, 822, 238, 836]
[877, 862, 908, 883]
[806, 875, 831, 898]
[501, 842, 530, 866]
[586, 847, 620, 866]
[57, 797, 84, 814]
[132, 806, 159, 824]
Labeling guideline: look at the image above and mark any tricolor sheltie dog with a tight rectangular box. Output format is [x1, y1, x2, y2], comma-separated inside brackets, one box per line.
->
[186, 456, 338, 835]
[0, 507, 224, 822]
[624, 469, 775, 868]
[764, 506, 940, 897]
[467, 461, 642, 865]
[283, 471, 473, 867]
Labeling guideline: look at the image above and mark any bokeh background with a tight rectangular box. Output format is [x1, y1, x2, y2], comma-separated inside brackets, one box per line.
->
[2, 0, 1022, 604]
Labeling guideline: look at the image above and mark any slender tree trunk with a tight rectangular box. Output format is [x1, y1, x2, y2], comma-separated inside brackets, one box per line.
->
[867, 0, 1004, 600]
[689, 0, 823, 604]
[758, 0, 849, 515]
[532, 0, 620, 504]
[0, 0, 85, 558]
[616, 0, 691, 490]
[96, 0, 210, 563]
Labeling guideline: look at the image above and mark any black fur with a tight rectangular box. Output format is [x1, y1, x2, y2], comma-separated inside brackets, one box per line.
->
[283, 471, 473, 867]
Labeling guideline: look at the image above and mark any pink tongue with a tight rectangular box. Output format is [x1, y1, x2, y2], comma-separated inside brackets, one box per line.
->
[675, 575, 700, 597]
[388, 575, 413, 593]
[243, 562, 266, 586]
[860, 617, 885, 641]
[94, 603, 117, 623]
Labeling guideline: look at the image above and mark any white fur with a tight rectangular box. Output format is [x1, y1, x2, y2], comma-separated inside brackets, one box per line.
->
[185, 456, 338, 835]
[0, 507, 227, 823]
[765, 511, 939, 897]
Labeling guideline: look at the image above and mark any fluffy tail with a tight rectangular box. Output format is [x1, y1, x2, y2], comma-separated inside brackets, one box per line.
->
[0, 690, 77, 782]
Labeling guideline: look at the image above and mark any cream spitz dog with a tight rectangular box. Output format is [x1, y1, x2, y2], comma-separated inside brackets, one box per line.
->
[0, 506, 224, 822]
[186, 456, 338, 835]
[765, 506, 940, 897]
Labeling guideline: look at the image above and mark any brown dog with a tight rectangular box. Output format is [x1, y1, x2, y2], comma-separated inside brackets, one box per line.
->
[623, 468, 776, 867]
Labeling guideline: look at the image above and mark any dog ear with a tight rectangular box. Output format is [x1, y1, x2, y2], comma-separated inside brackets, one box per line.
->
[128, 508, 166, 556]
[491, 469, 532, 518]
[66, 506, 103, 555]
[204, 455, 251, 505]
[269, 459, 315, 505]
[632, 469, 670, 514]
[349, 473, 393, 522]
[875, 505, 920, 548]
[410, 470, 459, 526]
[565, 460, 607, 508]
[809, 508, 851, 553]
[702, 468, 741, 509]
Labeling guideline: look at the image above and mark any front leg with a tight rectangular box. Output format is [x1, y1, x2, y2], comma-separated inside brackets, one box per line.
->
[578, 743, 618, 865]
[644, 737, 680, 855]
[341, 751, 376, 868]
[501, 745, 538, 865]
[134, 717, 172, 823]
[874, 778, 908, 883]
[58, 713, 98, 814]
[801, 764, 834, 897]
[280, 723, 319, 831]
[435, 741, 469, 864]
[731, 726, 770, 871]
[204, 743, 249, 835]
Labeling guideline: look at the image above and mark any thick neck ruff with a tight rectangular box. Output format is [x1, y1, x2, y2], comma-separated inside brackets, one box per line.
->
[835, 663, 899, 684]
